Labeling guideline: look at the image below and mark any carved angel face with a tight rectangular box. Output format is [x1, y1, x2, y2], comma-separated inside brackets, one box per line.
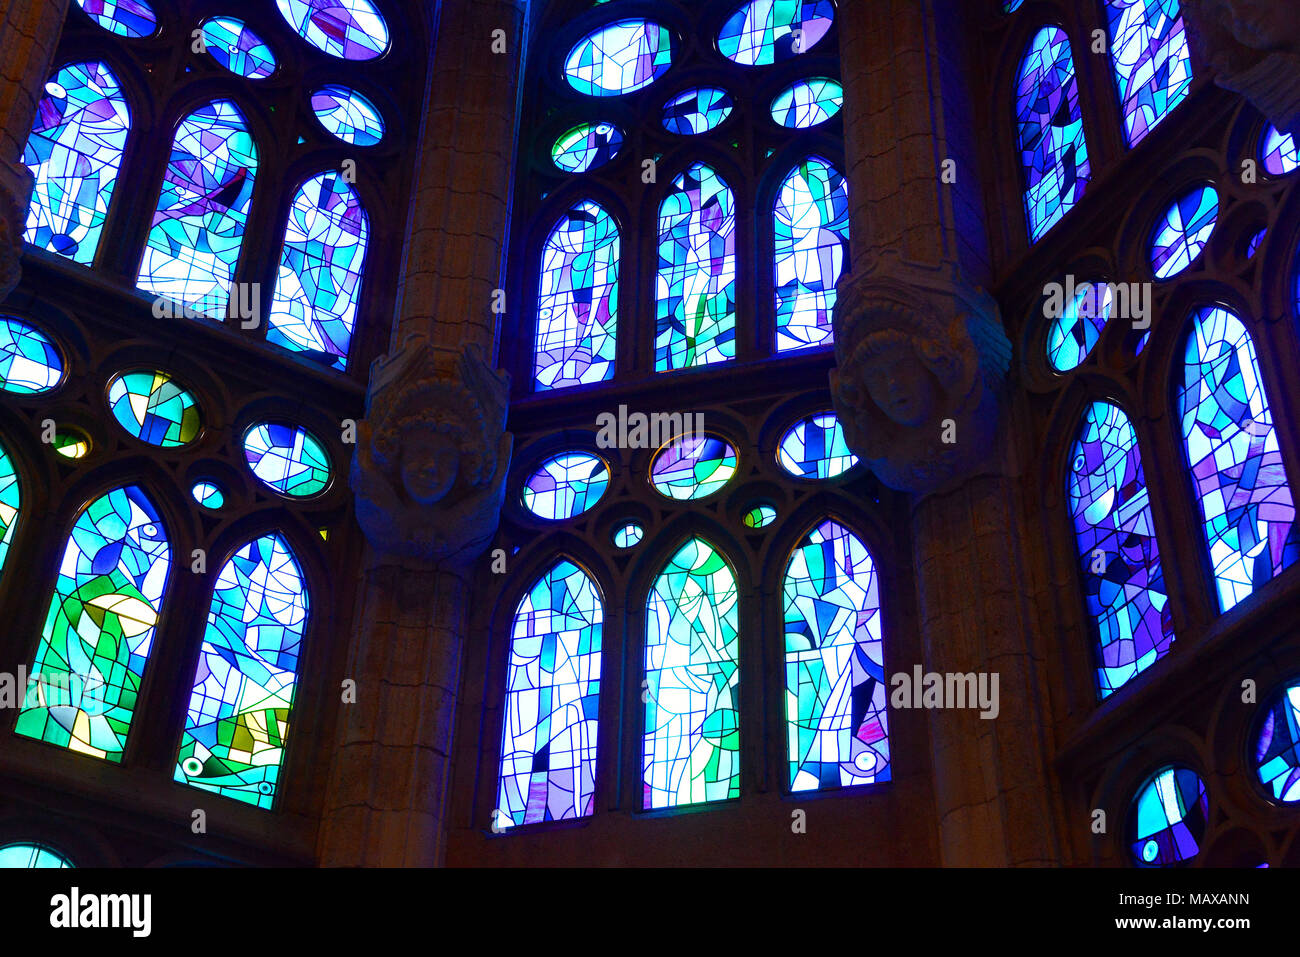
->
[861, 346, 938, 427]
[401, 430, 460, 505]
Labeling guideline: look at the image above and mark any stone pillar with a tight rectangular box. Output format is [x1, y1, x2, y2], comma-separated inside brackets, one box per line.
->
[0, 0, 70, 301]
[832, 0, 1061, 865]
[316, 0, 524, 867]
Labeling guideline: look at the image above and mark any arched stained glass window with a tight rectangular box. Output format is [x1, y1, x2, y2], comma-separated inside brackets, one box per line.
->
[1127, 766, 1208, 866]
[1015, 27, 1090, 243]
[175, 534, 308, 808]
[1179, 307, 1298, 613]
[774, 157, 849, 353]
[23, 61, 131, 265]
[0, 441, 20, 581]
[267, 173, 369, 369]
[535, 201, 619, 390]
[783, 520, 889, 792]
[496, 560, 604, 828]
[1105, 0, 1192, 148]
[643, 538, 740, 808]
[137, 100, 258, 319]
[1067, 401, 1174, 698]
[655, 163, 737, 371]
[15, 486, 172, 763]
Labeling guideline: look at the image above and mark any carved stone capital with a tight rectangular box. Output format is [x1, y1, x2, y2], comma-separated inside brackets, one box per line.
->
[1183, 0, 1300, 133]
[0, 160, 33, 303]
[829, 252, 1012, 496]
[351, 335, 513, 569]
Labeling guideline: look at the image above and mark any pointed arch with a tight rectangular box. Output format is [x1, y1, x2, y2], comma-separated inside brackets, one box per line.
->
[643, 536, 739, 808]
[22, 60, 131, 265]
[773, 156, 849, 354]
[0, 438, 20, 581]
[1104, 0, 1192, 148]
[137, 99, 259, 319]
[1015, 26, 1090, 242]
[655, 163, 737, 371]
[266, 172, 370, 370]
[495, 558, 604, 828]
[782, 518, 889, 791]
[1179, 307, 1299, 613]
[1067, 401, 1174, 697]
[534, 200, 620, 390]
[15, 486, 172, 763]
[175, 533, 309, 808]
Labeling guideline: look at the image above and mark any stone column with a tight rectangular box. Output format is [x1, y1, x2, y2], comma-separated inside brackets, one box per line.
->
[316, 0, 524, 867]
[832, 0, 1062, 865]
[0, 0, 70, 301]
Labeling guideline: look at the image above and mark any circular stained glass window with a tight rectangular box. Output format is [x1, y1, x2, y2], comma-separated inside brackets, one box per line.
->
[1125, 766, 1209, 866]
[650, 435, 738, 500]
[613, 522, 644, 548]
[200, 17, 277, 79]
[522, 452, 610, 520]
[74, 0, 156, 38]
[275, 0, 390, 61]
[1262, 124, 1298, 176]
[662, 88, 734, 135]
[1046, 280, 1114, 373]
[553, 123, 624, 173]
[53, 429, 91, 460]
[1150, 186, 1218, 280]
[565, 20, 674, 96]
[777, 413, 858, 480]
[718, 0, 834, 66]
[191, 481, 225, 510]
[0, 317, 63, 394]
[1255, 679, 1300, 803]
[743, 504, 776, 528]
[107, 370, 201, 447]
[243, 423, 332, 498]
[771, 78, 843, 129]
[311, 85, 385, 146]
[0, 843, 73, 868]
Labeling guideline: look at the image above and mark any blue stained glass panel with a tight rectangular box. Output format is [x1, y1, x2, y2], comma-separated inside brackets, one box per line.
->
[0, 317, 63, 393]
[275, 0, 390, 60]
[1262, 124, 1298, 176]
[201, 17, 278, 79]
[552, 123, 624, 173]
[1257, 681, 1300, 803]
[1105, 0, 1192, 147]
[1127, 766, 1208, 866]
[1151, 186, 1217, 279]
[662, 88, 734, 135]
[565, 20, 673, 96]
[774, 157, 849, 352]
[770, 78, 843, 128]
[718, 1, 834, 66]
[311, 85, 385, 146]
[74, 0, 156, 38]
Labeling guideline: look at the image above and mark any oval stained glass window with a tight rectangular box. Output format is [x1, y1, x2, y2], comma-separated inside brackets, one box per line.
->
[1151, 186, 1218, 280]
[276, 0, 389, 60]
[662, 88, 734, 135]
[553, 123, 624, 173]
[1126, 766, 1209, 866]
[521, 452, 609, 520]
[743, 504, 776, 528]
[53, 430, 90, 460]
[718, 0, 834, 66]
[650, 434, 738, 500]
[1256, 680, 1300, 803]
[1262, 124, 1298, 176]
[200, 18, 277, 79]
[564, 20, 674, 96]
[107, 371, 201, 447]
[311, 85, 385, 146]
[191, 481, 225, 509]
[1046, 280, 1115, 372]
[777, 413, 858, 480]
[771, 78, 843, 128]
[243, 423, 331, 498]
[0, 318, 63, 394]
[613, 522, 643, 548]
[0, 843, 74, 868]
[74, 0, 156, 38]
[1246, 228, 1266, 259]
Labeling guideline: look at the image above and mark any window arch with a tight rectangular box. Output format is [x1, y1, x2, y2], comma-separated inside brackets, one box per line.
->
[1178, 306, 1298, 613]
[1067, 400, 1173, 697]
[773, 156, 850, 354]
[22, 60, 131, 265]
[175, 533, 309, 809]
[0, 440, 20, 580]
[15, 486, 172, 763]
[1015, 26, 1090, 242]
[1104, 0, 1192, 148]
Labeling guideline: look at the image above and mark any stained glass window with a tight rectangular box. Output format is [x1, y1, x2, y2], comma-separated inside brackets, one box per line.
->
[311, 85, 385, 147]
[1105, 0, 1192, 147]
[1068, 401, 1174, 697]
[1246, 228, 1266, 260]
[0, 844, 73, 868]
[1127, 766, 1209, 866]
[266, 173, 370, 369]
[496, 560, 603, 828]
[643, 538, 740, 808]
[784, 520, 889, 791]
[1151, 185, 1218, 279]
[106, 370, 202, 447]
[535, 201, 619, 390]
[650, 434, 738, 500]
[655, 163, 737, 371]
[522, 453, 610, 520]
[243, 423, 332, 498]
[0, 442, 19, 580]
[1179, 306, 1298, 613]
[1256, 680, 1300, 803]
[0, 317, 63, 394]
[613, 523, 643, 547]
[74, 0, 156, 38]
[744, 504, 776, 529]
[15, 486, 171, 762]
[565, 20, 674, 96]
[200, 17, 278, 79]
[1262, 124, 1298, 176]
[191, 481, 225, 510]
[717, 0, 834, 66]
[1047, 281, 1115, 372]
[176, 534, 308, 808]
[662, 88, 734, 135]
[771, 78, 843, 129]
[53, 430, 91, 459]
[23, 61, 131, 265]
[1003, 0, 1025, 10]
[774, 157, 849, 352]
[1016, 27, 1090, 243]
[552, 124, 624, 174]
[777, 412, 858, 479]
[275, 0, 390, 61]
[137, 100, 258, 319]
